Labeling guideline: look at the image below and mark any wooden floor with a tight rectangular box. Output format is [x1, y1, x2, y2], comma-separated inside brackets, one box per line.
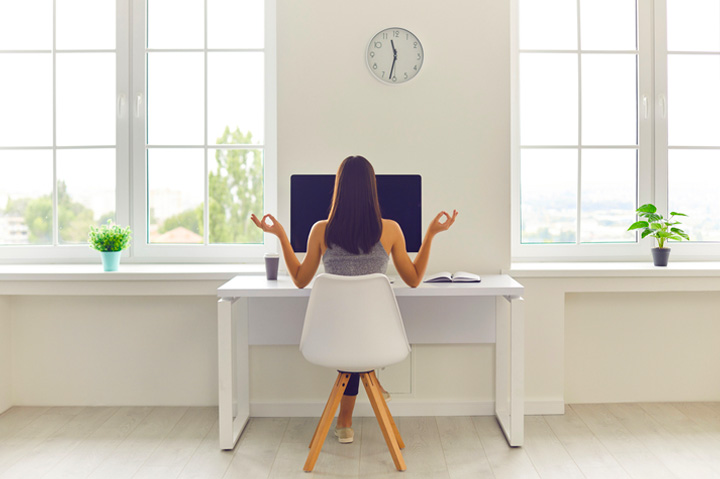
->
[2, 403, 720, 478]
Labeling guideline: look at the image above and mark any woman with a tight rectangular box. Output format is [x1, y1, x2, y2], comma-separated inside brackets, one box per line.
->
[251, 155, 457, 444]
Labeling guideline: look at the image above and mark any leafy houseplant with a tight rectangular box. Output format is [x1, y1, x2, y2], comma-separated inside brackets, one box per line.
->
[88, 220, 132, 271]
[628, 203, 689, 266]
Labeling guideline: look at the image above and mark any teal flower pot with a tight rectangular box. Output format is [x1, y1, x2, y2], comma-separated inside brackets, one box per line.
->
[101, 251, 122, 271]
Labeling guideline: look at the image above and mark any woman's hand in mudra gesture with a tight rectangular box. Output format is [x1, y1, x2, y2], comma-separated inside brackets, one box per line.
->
[250, 213, 286, 237]
[427, 210, 458, 237]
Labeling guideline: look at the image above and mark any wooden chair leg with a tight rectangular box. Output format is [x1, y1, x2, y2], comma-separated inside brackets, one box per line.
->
[369, 371, 404, 449]
[361, 372, 406, 471]
[309, 372, 351, 449]
[304, 372, 349, 472]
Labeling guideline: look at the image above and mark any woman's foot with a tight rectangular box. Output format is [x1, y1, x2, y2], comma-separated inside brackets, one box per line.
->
[334, 427, 354, 443]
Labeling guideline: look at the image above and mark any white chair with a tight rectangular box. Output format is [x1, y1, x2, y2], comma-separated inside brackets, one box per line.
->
[299, 273, 411, 472]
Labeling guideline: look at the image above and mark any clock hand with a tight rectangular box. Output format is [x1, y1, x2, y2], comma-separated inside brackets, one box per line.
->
[389, 40, 398, 79]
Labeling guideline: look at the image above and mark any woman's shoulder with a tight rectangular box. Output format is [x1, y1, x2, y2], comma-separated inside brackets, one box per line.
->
[311, 220, 328, 230]
[381, 218, 403, 238]
[381, 218, 401, 230]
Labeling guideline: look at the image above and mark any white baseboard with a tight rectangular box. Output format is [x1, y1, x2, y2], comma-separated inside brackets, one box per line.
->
[250, 400, 565, 417]
[525, 401, 565, 415]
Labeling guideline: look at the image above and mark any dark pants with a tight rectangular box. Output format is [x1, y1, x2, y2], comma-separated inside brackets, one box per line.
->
[340, 372, 360, 396]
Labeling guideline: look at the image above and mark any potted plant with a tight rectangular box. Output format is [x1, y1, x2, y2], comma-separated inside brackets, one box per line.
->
[88, 220, 132, 271]
[628, 203, 689, 266]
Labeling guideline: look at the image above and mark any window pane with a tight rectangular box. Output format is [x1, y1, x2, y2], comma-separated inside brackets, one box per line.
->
[580, 149, 636, 243]
[148, 149, 204, 244]
[521, 149, 577, 243]
[147, 52, 204, 145]
[209, 148, 263, 244]
[57, 149, 116, 244]
[668, 149, 720, 242]
[668, 55, 720, 146]
[520, 53, 578, 146]
[667, 0, 720, 52]
[0, 54, 53, 147]
[147, 0, 203, 49]
[582, 54, 637, 145]
[519, 0, 577, 50]
[208, 0, 264, 49]
[208, 53, 264, 145]
[0, 150, 53, 245]
[580, 0, 636, 51]
[56, 0, 115, 50]
[56, 53, 116, 147]
[0, 0, 52, 50]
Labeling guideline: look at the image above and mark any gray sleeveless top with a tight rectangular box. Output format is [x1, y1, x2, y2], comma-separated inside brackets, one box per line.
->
[322, 241, 389, 276]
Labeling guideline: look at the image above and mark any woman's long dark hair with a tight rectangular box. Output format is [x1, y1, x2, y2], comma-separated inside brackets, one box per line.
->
[325, 156, 383, 254]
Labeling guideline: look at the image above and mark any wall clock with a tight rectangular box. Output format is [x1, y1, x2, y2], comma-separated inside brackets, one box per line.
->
[366, 27, 424, 84]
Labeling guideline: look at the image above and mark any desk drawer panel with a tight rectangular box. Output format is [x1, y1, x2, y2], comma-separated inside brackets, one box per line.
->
[248, 297, 495, 345]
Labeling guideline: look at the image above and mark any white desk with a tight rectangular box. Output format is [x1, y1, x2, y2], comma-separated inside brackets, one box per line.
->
[217, 275, 525, 449]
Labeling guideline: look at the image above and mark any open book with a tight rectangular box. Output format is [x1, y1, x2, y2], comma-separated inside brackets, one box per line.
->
[424, 271, 481, 283]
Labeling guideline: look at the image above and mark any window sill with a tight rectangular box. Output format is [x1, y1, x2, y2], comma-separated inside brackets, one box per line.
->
[508, 261, 720, 278]
[0, 263, 265, 282]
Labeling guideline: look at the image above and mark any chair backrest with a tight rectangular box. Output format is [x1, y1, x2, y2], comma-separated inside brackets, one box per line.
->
[300, 273, 411, 372]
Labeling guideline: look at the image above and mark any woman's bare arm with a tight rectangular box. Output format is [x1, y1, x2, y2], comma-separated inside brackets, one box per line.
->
[388, 210, 458, 288]
[250, 214, 324, 288]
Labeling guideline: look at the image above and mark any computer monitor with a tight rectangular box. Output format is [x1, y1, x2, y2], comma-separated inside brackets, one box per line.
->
[290, 174, 422, 253]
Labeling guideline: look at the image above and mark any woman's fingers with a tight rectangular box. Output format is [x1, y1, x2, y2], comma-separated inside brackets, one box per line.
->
[250, 213, 275, 232]
[432, 210, 458, 232]
[263, 214, 277, 226]
[250, 214, 264, 229]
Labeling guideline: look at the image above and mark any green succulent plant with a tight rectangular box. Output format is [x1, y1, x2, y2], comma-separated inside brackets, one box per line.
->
[628, 203, 689, 249]
[88, 220, 132, 252]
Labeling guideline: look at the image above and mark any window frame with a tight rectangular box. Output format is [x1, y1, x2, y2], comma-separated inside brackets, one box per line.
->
[512, 0, 719, 262]
[0, 0, 130, 263]
[0, 0, 276, 263]
[130, 0, 277, 262]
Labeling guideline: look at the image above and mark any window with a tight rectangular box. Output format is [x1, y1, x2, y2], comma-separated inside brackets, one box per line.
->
[0, 0, 121, 260]
[513, 0, 719, 260]
[665, 0, 720, 244]
[0, 0, 276, 262]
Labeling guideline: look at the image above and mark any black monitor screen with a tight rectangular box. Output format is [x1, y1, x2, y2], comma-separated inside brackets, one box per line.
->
[290, 174, 422, 253]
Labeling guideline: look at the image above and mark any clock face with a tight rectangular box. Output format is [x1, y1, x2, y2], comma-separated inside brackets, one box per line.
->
[366, 28, 424, 84]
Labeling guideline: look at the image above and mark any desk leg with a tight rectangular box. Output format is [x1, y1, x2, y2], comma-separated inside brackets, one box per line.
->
[218, 297, 250, 450]
[495, 296, 525, 447]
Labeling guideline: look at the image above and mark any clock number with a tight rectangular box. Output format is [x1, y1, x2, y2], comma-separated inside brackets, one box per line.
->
[369, 51, 375, 58]
[392, 76, 397, 82]
[404, 72, 408, 79]
[373, 63, 377, 70]
[381, 71, 385, 78]
[413, 42, 418, 48]
[374, 41, 382, 49]
[414, 65, 418, 71]
[393, 30, 399, 37]
[417, 53, 422, 60]
[382, 33, 388, 39]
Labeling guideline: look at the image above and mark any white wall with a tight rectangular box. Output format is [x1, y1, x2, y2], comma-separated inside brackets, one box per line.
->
[566, 291, 720, 403]
[0, 296, 10, 413]
[11, 296, 218, 406]
[519, 275, 720, 408]
[276, 0, 511, 274]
